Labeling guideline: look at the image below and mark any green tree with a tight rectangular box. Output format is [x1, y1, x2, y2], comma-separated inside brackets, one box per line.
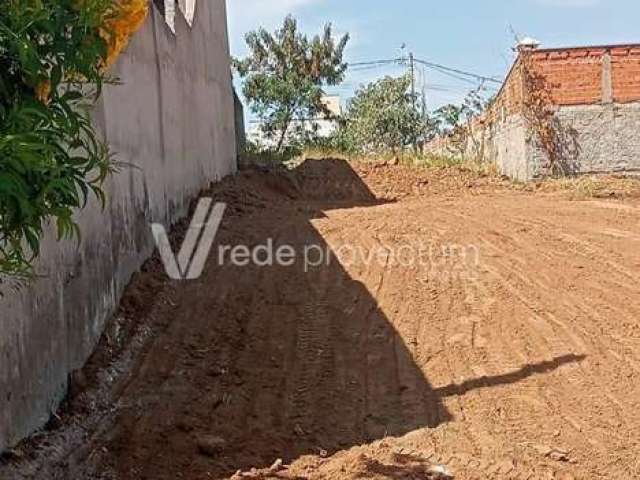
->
[341, 74, 426, 154]
[433, 88, 492, 157]
[433, 104, 465, 135]
[434, 89, 489, 135]
[234, 15, 349, 152]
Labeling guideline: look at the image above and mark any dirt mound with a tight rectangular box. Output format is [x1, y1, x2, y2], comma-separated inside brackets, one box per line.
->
[352, 162, 509, 200]
[289, 158, 379, 203]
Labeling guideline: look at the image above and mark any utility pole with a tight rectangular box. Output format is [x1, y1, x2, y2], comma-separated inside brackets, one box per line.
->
[420, 68, 427, 153]
[421, 67, 427, 119]
[401, 44, 418, 151]
[409, 51, 416, 110]
[408, 51, 417, 152]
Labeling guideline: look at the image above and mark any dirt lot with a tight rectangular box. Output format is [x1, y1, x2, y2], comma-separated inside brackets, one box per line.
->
[3, 159, 640, 480]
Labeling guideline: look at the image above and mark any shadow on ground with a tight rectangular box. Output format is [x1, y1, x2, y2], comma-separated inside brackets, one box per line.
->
[1, 159, 586, 480]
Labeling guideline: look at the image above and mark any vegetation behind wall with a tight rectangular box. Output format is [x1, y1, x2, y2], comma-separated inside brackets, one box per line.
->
[0, 0, 147, 279]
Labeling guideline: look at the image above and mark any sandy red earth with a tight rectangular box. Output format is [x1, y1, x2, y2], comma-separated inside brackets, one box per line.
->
[2, 159, 640, 480]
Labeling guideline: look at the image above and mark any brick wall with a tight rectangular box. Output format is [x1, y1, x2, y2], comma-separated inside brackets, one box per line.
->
[529, 48, 604, 105]
[443, 44, 640, 138]
[485, 44, 640, 120]
[612, 46, 640, 103]
[524, 45, 640, 107]
[426, 43, 640, 180]
[489, 65, 525, 119]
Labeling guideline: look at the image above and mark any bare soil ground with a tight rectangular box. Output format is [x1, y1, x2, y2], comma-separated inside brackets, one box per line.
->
[3, 159, 640, 480]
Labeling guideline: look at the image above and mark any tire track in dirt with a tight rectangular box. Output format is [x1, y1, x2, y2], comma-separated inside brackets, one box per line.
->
[338, 200, 608, 476]
[442, 258, 593, 476]
[6, 163, 640, 480]
[289, 300, 332, 434]
[330, 201, 583, 478]
[427, 200, 640, 477]
[501, 213, 640, 367]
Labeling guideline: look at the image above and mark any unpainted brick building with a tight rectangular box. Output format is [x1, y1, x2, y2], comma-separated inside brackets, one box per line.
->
[430, 43, 640, 181]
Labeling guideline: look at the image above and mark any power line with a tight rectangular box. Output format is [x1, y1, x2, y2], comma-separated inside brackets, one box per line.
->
[347, 56, 503, 86]
[348, 58, 402, 67]
[413, 58, 502, 85]
[421, 64, 480, 85]
[348, 64, 397, 73]
[347, 59, 403, 74]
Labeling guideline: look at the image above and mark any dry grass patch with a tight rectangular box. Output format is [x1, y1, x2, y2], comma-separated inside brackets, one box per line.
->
[534, 174, 640, 200]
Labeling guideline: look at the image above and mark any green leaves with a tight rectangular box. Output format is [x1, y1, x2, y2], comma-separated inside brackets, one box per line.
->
[341, 74, 426, 154]
[0, 0, 117, 279]
[434, 90, 489, 136]
[234, 15, 349, 152]
[432, 89, 491, 157]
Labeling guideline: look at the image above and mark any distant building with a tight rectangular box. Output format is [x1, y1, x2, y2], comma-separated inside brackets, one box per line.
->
[428, 42, 640, 180]
[248, 95, 342, 148]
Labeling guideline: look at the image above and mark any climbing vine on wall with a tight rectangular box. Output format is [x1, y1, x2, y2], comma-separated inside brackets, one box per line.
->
[519, 52, 579, 177]
[0, 0, 148, 279]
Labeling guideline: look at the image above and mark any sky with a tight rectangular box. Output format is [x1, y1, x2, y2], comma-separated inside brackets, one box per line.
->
[227, 0, 639, 112]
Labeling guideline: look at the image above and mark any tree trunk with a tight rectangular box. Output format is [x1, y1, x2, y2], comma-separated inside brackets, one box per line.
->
[276, 111, 293, 154]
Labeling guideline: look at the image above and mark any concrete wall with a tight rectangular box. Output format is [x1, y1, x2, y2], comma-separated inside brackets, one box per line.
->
[530, 102, 640, 176]
[483, 115, 531, 181]
[426, 115, 531, 182]
[462, 102, 640, 181]
[0, 0, 237, 451]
